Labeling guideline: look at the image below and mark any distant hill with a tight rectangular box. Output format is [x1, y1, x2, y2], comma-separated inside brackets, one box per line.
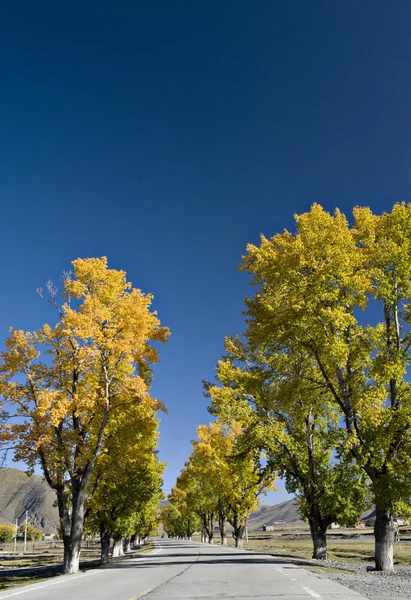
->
[0, 468, 58, 534]
[0, 468, 376, 536]
[248, 499, 304, 530]
[248, 499, 376, 530]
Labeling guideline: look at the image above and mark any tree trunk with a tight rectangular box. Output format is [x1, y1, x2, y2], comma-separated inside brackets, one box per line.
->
[208, 512, 214, 544]
[63, 537, 81, 573]
[124, 537, 131, 553]
[374, 506, 395, 572]
[112, 537, 124, 557]
[59, 483, 86, 574]
[131, 534, 139, 547]
[234, 525, 245, 548]
[308, 515, 328, 560]
[100, 526, 111, 565]
[219, 510, 227, 545]
[232, 513, 246, 548]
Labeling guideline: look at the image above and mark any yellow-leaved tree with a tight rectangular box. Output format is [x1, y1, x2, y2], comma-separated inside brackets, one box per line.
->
[206, 337, 367, 560]
[0, 257, 169, 573]
[85, 398, 165, 564]
[173, 421, 276, 547]
[243, 203, 411, 571]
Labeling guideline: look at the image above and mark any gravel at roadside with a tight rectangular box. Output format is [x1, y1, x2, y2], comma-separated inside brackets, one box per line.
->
[249, 550, 411, 600]
[291, 557, 411, 600]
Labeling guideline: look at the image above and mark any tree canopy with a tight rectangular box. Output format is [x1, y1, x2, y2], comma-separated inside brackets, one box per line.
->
[240, 203, 411, 571]
[0, 257, 169, 572]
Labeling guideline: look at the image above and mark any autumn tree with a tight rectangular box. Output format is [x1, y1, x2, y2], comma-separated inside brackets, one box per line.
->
[0, 524, 15, 543]
[207, 337, 367, 559]
[84, 385, 165, 564]
[174, 462, 216, 543]
[242, 203, 411, 571]
[174, 422, 275, 547]
[161, 490, 201, 539]
[161, 486, 202, 540]
[18, 523, 42, 541]
[0, 257, 169, 573]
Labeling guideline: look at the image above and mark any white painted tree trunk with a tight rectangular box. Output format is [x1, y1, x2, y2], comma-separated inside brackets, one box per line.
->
[374, 507, 395, 572]
[112, 537, 124, 557]
[63, 543, 81, 573]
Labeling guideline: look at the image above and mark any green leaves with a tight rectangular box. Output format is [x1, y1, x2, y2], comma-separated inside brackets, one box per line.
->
[241, 203, 411, 519]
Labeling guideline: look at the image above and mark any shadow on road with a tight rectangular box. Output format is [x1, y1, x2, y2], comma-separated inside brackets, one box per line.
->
[105, 552, 288, 570]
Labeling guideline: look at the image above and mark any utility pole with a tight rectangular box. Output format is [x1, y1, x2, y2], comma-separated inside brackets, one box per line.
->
[14, 518, 18, 552]
[23, 511, 28, 553]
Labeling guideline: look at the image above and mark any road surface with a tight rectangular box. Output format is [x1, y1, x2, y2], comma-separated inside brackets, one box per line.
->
[0, 539, 366, 600]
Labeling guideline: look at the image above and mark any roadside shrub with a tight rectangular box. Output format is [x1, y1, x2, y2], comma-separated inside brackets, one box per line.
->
[0, 524, 15, 542]
[18, 523, 42, 540]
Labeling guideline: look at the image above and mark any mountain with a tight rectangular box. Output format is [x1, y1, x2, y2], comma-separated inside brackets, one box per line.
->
[0, 467, 375, 536]
[0, 468, 58, 534]
[248, 500, 376, 530]
[248, 499, 304, 530]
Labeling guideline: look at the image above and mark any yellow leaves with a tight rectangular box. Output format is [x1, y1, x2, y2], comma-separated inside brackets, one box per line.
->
[238, 202, 411, 519]
[177, 419, 276, 523]
[0, 256, 169, 506]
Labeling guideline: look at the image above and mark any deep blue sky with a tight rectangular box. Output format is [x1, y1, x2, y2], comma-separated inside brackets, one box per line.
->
[1, 0, 411, 504]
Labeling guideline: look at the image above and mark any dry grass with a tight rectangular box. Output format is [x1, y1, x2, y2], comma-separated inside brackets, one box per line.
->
[0, 544, 101, 570]
[204, 528, 411, 566]
[0, 573, 56, 592]
[0, 543, 153, 591]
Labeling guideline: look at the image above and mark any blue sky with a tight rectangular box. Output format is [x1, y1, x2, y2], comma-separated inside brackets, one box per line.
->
[1, 0, 411, 504]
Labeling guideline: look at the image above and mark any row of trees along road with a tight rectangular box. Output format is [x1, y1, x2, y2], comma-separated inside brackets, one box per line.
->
[162, 421, 276, 547]
[207, 203, 411, 572]
[0, 257, 169, 573]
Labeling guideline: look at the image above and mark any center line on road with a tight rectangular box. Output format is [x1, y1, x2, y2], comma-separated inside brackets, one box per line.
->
[138, 588, 152, 597]
[303, 587, 322, 599]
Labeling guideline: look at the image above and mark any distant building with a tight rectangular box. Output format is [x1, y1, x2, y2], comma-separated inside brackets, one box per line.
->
[329, 523, 340, 529]
[262, 525, 275, 532]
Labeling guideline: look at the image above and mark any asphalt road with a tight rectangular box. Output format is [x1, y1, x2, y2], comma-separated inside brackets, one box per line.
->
[0, 539, 367, 600]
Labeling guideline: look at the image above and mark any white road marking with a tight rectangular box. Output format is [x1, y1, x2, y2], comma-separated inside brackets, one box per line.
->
[275, 568, 289, 576]
[0, 570, 105, 599]
[0, 544, 162, 599]
[303, 587, 322, 599]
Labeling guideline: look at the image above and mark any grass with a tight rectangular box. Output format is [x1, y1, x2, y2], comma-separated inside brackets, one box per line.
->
[0, 573, 57, 592]
[0, 546, 101, 570]
[0, 543, 154, 591]
[203, 528, 411, 567]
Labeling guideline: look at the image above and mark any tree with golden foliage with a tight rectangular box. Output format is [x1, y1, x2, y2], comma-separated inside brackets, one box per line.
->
[0, 257, 169, 573]
[242, 203, 411, 571]
[173, 421, 276, 547]
[85, 400, 165, 564]
[207, 337, 367, 560]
